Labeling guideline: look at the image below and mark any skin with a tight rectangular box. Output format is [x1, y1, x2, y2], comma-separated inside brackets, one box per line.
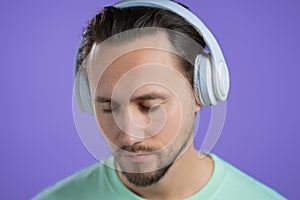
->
[87, 32, 214, 200]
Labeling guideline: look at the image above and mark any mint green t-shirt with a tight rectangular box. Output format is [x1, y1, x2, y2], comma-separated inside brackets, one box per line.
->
[33, 154, 286, 200]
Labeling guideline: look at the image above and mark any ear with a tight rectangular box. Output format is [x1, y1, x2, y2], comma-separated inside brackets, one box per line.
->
[195, 99, 201, 112]
[193, 90, 201, 112]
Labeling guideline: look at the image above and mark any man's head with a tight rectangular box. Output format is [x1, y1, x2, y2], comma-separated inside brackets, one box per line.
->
[74, 3, 220, 187]
[75, 4, 205, 187]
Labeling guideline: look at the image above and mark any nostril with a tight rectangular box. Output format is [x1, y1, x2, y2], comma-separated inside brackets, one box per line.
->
[119, 131, 145, 146]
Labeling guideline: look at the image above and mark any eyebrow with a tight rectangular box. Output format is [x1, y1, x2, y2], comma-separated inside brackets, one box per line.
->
[95, 92, 166, 103]
[131, 93, 166, 101]
[95, 96, 113, 103]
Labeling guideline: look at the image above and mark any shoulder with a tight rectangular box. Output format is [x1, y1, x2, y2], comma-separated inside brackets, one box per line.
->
[33, 162, 109, 200]
[33, 158, 143, 200]
[210, 154, 287, 200]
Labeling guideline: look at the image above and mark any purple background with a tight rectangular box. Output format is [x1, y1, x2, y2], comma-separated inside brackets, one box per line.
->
[0, 0, 298, 199]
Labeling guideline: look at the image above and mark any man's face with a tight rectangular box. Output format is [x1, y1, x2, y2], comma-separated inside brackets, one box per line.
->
[88, 33, 200, 187]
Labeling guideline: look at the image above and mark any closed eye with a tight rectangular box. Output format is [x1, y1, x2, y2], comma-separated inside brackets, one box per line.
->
[99, 102, 120, 114]
[138, 102, 161, 113]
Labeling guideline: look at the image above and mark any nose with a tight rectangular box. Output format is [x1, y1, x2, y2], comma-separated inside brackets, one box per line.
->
[116, 107, 146, 145]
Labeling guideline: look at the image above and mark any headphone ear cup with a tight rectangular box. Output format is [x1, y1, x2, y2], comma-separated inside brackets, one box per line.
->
[194, 54, 217, 106]
[212, 59, 230, 102]
[74, 72, 94, 115]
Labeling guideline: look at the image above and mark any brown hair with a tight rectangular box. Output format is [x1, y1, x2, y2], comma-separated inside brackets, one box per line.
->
[75, 4, 206, 89]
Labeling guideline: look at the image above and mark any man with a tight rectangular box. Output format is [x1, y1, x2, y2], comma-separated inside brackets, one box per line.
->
[34, 1, 286, 199]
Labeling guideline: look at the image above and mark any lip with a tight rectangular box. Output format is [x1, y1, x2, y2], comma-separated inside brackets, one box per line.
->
[123, 153, 155, 163]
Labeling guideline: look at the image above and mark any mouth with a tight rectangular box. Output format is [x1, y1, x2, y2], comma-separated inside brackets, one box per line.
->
[122, 152, 156, 163]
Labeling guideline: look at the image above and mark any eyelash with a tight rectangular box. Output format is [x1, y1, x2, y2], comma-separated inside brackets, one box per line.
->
[102, 109, 113, 114]
[100, 105, 160, 114]
[139, 104, 160, 112]
[101, 107, 118, 114]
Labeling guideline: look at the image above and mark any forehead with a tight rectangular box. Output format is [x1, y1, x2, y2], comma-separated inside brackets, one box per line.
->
[86, 32, 186, 98]
[98, 48, 178, 87]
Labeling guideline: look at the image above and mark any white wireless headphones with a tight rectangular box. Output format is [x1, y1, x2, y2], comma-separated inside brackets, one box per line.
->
[74, 0, 230, 114]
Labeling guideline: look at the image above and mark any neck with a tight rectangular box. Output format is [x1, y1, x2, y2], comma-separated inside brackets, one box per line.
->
[117, 146, 214, 200]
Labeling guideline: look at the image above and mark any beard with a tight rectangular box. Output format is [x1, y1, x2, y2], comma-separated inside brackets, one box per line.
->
[113, 132, 192, 187]
[121, 162, 173, 187]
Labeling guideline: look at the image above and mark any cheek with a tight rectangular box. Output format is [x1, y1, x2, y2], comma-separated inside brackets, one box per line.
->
[95, 111, 120, 143]
[151, 101, 182, 145]
[152, 96, 195, 148]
